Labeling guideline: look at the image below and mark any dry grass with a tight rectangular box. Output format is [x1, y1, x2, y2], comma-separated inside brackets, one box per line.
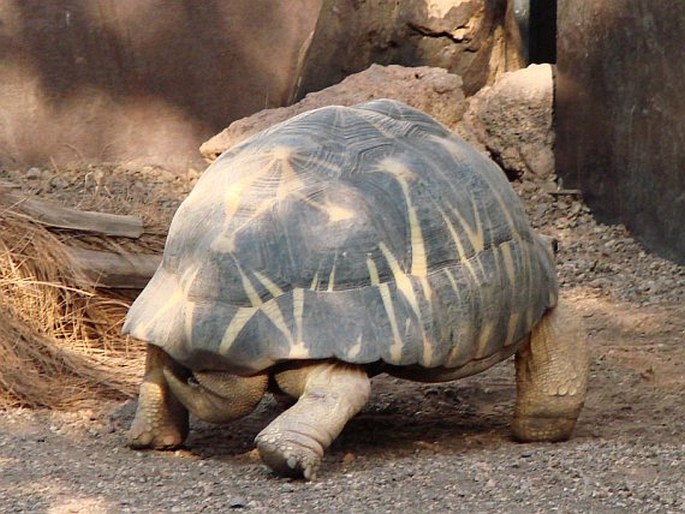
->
[0, 208, 144, 409]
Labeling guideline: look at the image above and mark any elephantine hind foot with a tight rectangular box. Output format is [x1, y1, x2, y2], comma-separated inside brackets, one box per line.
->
[128, 378, 188, 450]
[513, 299, 590, 442]
[256, 430, 323, 480]
[511, 415, 579, 443]
[127, 344, 189, 450]
[255, 361, 370, 480]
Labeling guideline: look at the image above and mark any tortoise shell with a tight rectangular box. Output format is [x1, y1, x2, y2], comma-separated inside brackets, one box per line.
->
[123, 99, 558, 374]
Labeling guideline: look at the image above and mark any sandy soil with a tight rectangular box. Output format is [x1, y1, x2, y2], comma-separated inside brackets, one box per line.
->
[0, 156, 683, 513]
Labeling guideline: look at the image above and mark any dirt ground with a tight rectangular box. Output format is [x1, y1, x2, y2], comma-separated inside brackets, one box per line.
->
[0, 157, 683, 513]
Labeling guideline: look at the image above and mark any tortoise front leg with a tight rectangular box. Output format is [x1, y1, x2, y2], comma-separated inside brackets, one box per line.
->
[255, 361, 371, 480]
[128, 344, 190, 449]
[512, 298, 590, 442]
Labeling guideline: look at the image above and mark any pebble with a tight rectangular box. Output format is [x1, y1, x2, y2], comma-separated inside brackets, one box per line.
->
[229, 496, 247, 508]
[25, 167, 42, 180]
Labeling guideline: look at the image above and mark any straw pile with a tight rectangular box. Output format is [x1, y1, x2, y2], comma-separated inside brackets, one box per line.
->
[0, 207, 145, 409]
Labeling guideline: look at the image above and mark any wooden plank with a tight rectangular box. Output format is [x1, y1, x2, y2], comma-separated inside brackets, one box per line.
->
[0, 185, 144, 238]
[67, 247, 161, 289]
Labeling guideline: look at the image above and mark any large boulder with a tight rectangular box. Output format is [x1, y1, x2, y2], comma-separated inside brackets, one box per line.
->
[297, 0, 524, 98]
[201, 64, 467, 162]
[459, 64, 555, 181]
[203, 63, 555, 188]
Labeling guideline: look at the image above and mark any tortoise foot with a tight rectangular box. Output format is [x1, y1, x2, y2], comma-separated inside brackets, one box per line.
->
[127, 371, 189, 450]
[255, 428, 322, 480]
[512, 415, 578, 442]
[128, 418, 186, 450]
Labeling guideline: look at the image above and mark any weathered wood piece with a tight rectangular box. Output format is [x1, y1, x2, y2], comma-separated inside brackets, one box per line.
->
[0, 183, 144, 238]
[67, 247, 161, 289]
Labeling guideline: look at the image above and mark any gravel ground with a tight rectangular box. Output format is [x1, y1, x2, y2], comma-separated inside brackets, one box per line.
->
[1, 158, 684, 513]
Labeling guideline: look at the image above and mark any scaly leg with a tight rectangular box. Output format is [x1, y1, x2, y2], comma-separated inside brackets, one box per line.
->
[163, 368, 268, 424]
[255, 361, 370, 480]
[128, 344, 190, 449]
[512, 298, 590, 442]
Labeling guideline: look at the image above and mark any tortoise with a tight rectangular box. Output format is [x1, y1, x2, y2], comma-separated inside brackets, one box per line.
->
[124, 99, 589, 480]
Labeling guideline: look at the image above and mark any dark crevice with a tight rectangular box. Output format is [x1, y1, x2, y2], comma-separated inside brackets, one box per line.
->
[406, 22, 469, 44]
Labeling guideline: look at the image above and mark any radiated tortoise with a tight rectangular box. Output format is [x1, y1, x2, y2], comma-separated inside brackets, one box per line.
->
[124, 99, 589, 480]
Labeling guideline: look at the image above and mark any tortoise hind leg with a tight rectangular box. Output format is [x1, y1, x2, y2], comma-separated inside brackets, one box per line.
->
[255, 361, 371, 480]
[512, 298, 590, 442]
[128, 344, 190, 449]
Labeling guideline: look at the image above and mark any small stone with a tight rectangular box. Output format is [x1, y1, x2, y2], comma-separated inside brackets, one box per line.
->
[229, 496, 247, 509]
[342, 452, 356, 465]
[26, 167, 42, 180]
[280, 483, 296, 493]
[50, 175, 68, 189]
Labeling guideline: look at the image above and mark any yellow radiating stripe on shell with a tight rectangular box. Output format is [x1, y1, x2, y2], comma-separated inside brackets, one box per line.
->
[287, 340, 310, 359]
[521, 240, 533, 309]
[476, 321, 495, 359]
[327, 255, 337, 292]
[376, 158, 427, 277]
[310, 269, 320, 291]
[438, 207, 481, 282]
[219, 308, 256, 353]
[347, 334, 363, 360]
[378, 282, 403, 363]
[321, 200, 356, 223]
[222, 146, 301, 222]
[504, 312, 520, 347]
[184, 302, 195, 345]
[442, 267, 478, 368]
[261, 298, 295, 347]
[366, 256, 380, 285]
[224, 167, 268, 222]
[210, 233, 236, 254]
[491, 241, 503, 291]
[443, 267, 459, 294]
[450, 198, 485, 255]
[500, 242, 517, 288]
[275, 147, 305, 200]
[235, 261, 262, 308]
[253, 197, 278, 218]
[293, 288, 305, 345]
[299, 195, 356, 223]
[378, 241, 435, 365]
[378, 242, 420, 318]
[252, 270, 285, 298]
[407, 201, 428, 276]
[135, 266, 199, 337]
[134, 290, 183, 338]
[368, 253, 403, 362]
[433, 134, 516, 243]
[418, 276, 435, 366]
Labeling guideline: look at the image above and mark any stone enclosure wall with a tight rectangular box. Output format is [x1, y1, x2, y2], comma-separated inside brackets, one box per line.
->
[556, 0, 685, 264]
[0, 0, 521, 171]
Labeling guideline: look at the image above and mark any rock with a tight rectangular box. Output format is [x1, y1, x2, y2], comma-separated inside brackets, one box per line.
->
[49, 175, 69, 191]
[296, 0, 524, 98]
[342, 452, 356, 465]
[460, 63, 555, 181]
[229, 496, 247, 508]
[25, 167, 43, 180]
[200, 64, 467, 162]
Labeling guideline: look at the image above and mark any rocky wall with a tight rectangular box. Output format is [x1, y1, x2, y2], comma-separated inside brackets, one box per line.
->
[0, 1, 522, 172]
[556, 0, 685, 264]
